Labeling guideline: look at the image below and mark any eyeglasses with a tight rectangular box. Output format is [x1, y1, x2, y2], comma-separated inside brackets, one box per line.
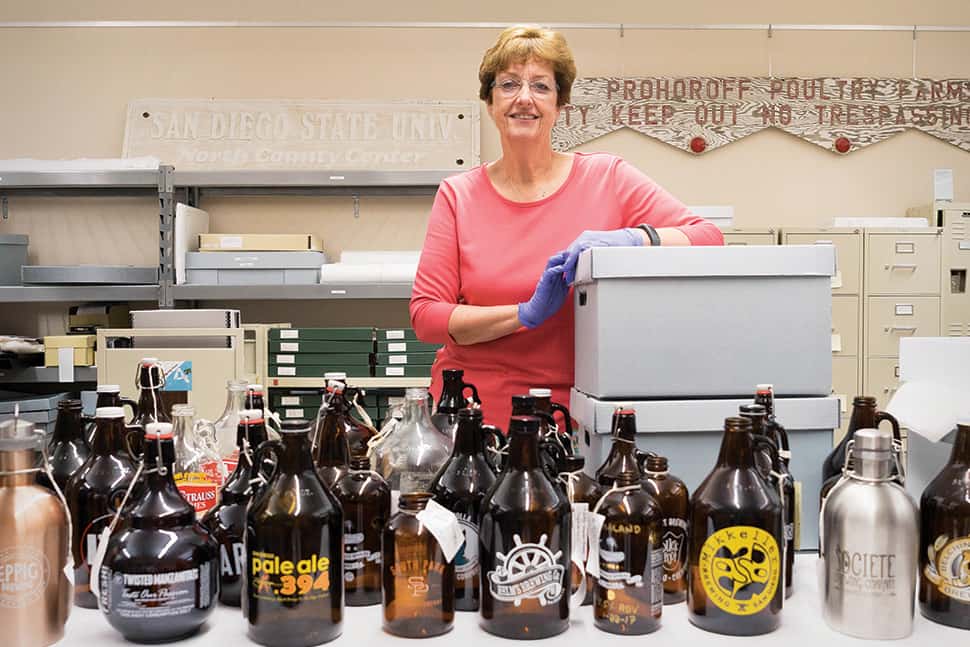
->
[491, 78, 558, 98]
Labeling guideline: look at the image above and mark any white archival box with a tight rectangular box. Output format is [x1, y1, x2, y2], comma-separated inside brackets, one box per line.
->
[887, 336, 970, 498]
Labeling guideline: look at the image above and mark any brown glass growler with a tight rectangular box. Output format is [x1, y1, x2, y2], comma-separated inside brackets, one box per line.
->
[313, 380, 375, 484]
[529, 387, 574, 450]
[558, 454, 601, 605]
[244, 419, 343, 647]
[132, 358, 177, 455]
[688, 417, 784, 636]
[919, 420, 970, 630]
[38, 399, 90, 493]
[512, 393, 569, 451]
[821, 396, 901, 497]
[596, 409, 649, 487]
[201, 415, 263, 606]
[480, 415, 572, 639]
[641, 454, 689, 604]
[740, 403, 795, 599]
[429, 408, 499, 611]
[382, 492, 456, 637]
[594, 470, 663, 634]
[430, 368, 480, 439]
[64, 406, 139, 609]
[99, 423, 220, 642]
[333, 456, 390, 607]
[95, 384, 139, 421]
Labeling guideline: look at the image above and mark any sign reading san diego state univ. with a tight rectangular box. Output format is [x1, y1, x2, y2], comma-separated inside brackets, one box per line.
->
[123, 99, 480, 170]
[552, 77, 970, 155]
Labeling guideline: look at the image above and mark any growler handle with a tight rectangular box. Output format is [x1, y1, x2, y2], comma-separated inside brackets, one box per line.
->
[752, 435, 784, 477]
[550, 402, 575, 451]
[636, 450, 658, 469]
[461, 382, 481, 405]
[254, 439, 283, 485]
[123, 423, 145, 462]
[539, 438, 567, 481]
[875, 410, 902, 443]
[120, 397, 139, 425]
[482, 425, 508, 471]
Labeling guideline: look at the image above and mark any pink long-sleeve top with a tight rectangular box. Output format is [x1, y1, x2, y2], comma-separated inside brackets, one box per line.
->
[410, 151, 724, 428]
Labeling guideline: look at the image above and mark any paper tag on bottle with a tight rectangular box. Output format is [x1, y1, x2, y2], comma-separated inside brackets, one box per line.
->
[416, 500, 464, 563]
[585, 512, 606, 578]
[570, 502, 589, 570]
[89, 526, 112, 605]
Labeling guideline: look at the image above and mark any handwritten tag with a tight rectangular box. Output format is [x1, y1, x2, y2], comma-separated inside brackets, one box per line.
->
[416, 500, 465, 563]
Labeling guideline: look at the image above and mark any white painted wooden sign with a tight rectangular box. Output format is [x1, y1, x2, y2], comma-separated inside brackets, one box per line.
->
[124, 99, 480, 170]
[554, 77, 970, 155]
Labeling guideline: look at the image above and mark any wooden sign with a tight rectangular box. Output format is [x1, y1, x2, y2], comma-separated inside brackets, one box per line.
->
[123, 99, 480, 170]
[553, 77, 970, 155]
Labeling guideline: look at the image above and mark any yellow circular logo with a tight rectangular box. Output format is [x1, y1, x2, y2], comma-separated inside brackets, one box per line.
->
[698, 525, 780, 616]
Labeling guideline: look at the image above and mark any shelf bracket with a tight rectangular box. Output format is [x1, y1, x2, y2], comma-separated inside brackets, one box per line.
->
[353, 193, 360, 219]
[1, 195, 7, 220]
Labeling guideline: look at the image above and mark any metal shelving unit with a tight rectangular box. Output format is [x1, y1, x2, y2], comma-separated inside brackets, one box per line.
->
[172, 283, 412, 300]
[0, 366, 97, 384]
[0, 285, 160, 303]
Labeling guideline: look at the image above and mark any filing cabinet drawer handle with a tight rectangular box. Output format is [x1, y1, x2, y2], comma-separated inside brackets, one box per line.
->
[886, 326, 918, 333]
[885, 263, 918, 270]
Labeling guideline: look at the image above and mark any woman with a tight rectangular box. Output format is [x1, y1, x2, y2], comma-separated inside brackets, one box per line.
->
[410, 25, 723, 427]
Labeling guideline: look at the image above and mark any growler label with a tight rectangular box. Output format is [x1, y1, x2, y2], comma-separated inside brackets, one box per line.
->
[454, 514, 479, 581]
[250, 551, 331, 602]
[488, 533, 564, 607]
[924, 534, 970, 602]
[661, 518, 688, 584]
[0, 547, 51, 608]
[343, 532, 380, 580]
[698, 525, 780, 616]
[174, 472, 220, 516]
[100, 566, 210, 618]
[220, 542, 245, 578]
[597, 537, 644, 589]
[832, 545, 898, 595]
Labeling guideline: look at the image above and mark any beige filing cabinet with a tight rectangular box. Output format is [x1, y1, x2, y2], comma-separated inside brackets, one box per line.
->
[907, 202, 970, 336]
[782, 228, 863, 442]
[863, 228, 942, 407]
[721, 228, 778, 246]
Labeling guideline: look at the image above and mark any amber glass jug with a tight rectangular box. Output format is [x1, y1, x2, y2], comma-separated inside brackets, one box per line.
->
[641, 454, 689, 604]
[334, 456, 390, 607]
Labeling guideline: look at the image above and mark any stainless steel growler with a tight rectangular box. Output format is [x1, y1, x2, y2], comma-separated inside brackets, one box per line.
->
[0, 417, 72, 647]
[821, 427, 918, 640]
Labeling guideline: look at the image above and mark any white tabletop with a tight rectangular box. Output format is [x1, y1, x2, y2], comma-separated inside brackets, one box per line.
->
[58, 554, 961, 646]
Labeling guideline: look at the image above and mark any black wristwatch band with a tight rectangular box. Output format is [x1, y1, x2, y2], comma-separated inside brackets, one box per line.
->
[637, 224, 661, 246]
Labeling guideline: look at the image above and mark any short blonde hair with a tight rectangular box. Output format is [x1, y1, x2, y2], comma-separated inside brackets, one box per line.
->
[478, 25, 577, 107]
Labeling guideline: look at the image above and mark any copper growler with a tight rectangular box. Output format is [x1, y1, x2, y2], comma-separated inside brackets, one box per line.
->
[0, 417, 72, 647]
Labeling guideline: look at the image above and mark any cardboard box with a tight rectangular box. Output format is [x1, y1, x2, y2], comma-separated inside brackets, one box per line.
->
[377, 328, 418, 341]
[199, 233, 324, 252]
[44, 335, 96, 349]
[270, 328, 375, 342]
[374, 352, 437, 366]
[376, 340, 442, 353]
[270, 353, 372, 366]
[69, 304, 130, 332]
[269, 340, 375, 354]
[270, 365, 373, 378]
[375, 365, 432, 378]
[44, 347, 95, 367]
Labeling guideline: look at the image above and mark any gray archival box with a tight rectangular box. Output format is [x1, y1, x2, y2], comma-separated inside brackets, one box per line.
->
[572, 245, 836, 399]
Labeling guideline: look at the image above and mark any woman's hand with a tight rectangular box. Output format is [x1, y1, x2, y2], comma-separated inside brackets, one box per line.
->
[561, 228, 643, 283]
[517, 252, 570, 329]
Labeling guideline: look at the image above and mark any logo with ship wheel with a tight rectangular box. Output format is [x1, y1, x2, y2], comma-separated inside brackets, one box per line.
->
[488, 534, 565, 607]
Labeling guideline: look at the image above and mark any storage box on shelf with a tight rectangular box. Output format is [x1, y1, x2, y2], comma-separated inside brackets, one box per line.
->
[571, 389, 840, 550]
[907, 201, 970, 336]
[782, 227, 864, 443]
[0, 391, 72, 433]
[95, 327, 245, 422]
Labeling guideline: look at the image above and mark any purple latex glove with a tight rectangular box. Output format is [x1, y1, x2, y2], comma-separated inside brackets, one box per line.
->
[518, 252, 569, 329]
[561, 228, 643, 283]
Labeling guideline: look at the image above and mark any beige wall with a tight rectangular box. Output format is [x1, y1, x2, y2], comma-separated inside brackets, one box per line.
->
[1, 2, 969, 332]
